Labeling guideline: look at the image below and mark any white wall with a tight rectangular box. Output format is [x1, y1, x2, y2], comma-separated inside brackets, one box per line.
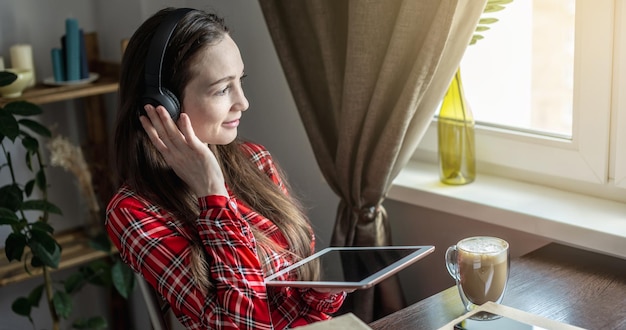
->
[0, 0, 548, 328]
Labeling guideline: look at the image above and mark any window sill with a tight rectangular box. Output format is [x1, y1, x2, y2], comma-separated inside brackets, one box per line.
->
[389, 160, 626, 259]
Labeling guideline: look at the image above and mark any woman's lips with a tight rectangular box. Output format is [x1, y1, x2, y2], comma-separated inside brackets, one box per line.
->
[223, 119, 240, 128]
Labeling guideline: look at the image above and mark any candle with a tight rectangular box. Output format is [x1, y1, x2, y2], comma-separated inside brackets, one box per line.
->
[0, 56, 4, 71]
[51, 48, 66, 82]
[79, 29, 89, 79]
[65, 18, 80, 81]
[10, 44, 36, 86]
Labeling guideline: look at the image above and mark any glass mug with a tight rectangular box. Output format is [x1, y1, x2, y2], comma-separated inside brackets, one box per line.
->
[445, 236, 510, 318]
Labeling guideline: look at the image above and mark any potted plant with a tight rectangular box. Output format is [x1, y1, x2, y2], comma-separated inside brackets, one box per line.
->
[0, 70, 134, 330]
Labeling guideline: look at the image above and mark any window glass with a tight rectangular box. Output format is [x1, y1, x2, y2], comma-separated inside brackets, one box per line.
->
[415, 0, 616, 189]
[461, 0, 576, 139]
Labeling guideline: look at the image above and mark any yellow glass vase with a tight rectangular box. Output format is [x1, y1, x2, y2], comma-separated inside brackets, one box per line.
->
[437, 68, 476, 185]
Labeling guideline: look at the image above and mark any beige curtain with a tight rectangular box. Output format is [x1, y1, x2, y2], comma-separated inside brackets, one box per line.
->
[258, 0, 486, 322]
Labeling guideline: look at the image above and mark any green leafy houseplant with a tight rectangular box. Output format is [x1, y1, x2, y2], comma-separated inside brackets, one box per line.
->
[471, 0, 514, 45]
[0, 70, 134, 330]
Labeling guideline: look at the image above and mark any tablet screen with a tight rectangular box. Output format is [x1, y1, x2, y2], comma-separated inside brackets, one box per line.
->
[264, 245, 434, 289]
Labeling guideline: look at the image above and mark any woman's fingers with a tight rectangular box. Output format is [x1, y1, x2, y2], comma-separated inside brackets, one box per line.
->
[139, 107, 168, 152]
[141, 105, 187, 151]
[176, 112, 196, 144]
[139, 104, 227, 197]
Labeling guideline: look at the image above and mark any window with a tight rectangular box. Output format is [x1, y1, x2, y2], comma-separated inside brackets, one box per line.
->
[413, 0, 625, 198]
[463, 0, 575, 138]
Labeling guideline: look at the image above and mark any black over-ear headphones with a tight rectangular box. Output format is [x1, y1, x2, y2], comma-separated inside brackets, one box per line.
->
[141, 8, 194, 121]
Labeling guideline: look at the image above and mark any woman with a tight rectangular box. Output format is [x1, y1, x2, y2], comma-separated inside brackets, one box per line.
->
[106, 7, 346, 329]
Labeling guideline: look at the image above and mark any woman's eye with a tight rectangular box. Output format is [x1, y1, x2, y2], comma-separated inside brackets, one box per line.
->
[215, 75, 246, 96]
[216, 85, 231, 95]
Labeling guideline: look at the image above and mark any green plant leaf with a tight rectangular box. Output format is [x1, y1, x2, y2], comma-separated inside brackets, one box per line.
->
[31, 255, 43, 268]
[27, 284, 44, 307]
[112, 259, 135, 299]
[83, 259, 111, 287]
[0, 217, 19, 226]
[35, 168, 47, 191]
[0, 184, 24, 212]
[65, 271, 87, 294]
[30, 228, 59, 249]
[475, 26, 490, 32]
[53, 290, 73, 319]
[0, 71, 18, 87]
[25, 149, 33, 171]
[5, 232, 27, 261]
[5, 101, 43, 116]
[11, 296, 32, 317]
[19, 119, 52, 138]
[0, 207, 19, 225]
[0, 110, 19, 141]
[489, 0, 514, 5]
[29, 239, 61, 268]
[479, 17, 499, 25]
[31, 221, 54, 234]
[470, 34, 485, 45]
[484, 4, 506, 13]
[72, 316, 108, 330]
[21, 135, 40, 153]
[22, 199, 63, 215]
[24, 179, 35, 197]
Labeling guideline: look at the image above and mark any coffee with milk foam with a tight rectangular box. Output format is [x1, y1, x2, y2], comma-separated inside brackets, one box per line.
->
[457, 237, 509, 305]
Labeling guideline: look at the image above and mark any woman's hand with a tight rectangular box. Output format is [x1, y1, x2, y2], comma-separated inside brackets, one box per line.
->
[139, 104, 228, 197]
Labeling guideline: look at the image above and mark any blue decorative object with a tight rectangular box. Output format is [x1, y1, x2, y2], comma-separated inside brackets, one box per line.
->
[79, 29, 89, 79]
[51, 48, 66, 82]
[65, 18, 80, 81]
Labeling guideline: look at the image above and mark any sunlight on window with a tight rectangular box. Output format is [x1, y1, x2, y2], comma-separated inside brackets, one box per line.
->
[461, 0, 575, 138]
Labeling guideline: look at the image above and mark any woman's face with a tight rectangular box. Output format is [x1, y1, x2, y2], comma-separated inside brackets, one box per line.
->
[182, 35, 249, 145]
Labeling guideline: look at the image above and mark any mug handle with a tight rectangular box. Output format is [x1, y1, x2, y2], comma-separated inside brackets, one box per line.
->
[445, 245, 459, 281]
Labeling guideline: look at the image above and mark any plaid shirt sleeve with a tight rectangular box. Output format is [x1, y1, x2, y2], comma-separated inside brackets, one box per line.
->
[106, 142, 345, 330]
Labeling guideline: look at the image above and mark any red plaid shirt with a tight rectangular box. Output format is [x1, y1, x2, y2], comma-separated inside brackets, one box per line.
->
[106, 142, 345, 329]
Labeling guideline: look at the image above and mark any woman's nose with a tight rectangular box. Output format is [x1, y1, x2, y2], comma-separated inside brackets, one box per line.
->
[236, 86, 249, 111]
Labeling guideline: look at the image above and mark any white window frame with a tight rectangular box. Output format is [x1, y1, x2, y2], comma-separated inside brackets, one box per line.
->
[614, 0, 626, 188]
[413, 0, 618, 188]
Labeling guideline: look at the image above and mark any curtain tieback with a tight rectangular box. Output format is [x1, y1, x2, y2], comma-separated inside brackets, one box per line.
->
[353, 205, 381, 222]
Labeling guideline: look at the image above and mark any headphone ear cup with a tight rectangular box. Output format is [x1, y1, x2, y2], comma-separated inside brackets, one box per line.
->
[141, 87, 181, 120]
[161, 88, 181, 120]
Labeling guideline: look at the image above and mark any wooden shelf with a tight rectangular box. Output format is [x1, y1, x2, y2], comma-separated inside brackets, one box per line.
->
[0, 75, 119, 107]
[0, 229, 116, 287]
[0, 58, 121, 287]
[0, 31, 131, 327]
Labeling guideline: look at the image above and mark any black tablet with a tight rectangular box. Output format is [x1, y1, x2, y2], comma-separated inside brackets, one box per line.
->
[264, 245, 435, 289]
[454, 312, 548, 330]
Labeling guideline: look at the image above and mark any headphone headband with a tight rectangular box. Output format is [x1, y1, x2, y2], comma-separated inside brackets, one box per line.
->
[141, 7, 195, 120]
[144, 8, 194, 90]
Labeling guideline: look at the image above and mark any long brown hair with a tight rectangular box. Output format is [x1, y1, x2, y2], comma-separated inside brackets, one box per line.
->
[113, 8, 314, 291]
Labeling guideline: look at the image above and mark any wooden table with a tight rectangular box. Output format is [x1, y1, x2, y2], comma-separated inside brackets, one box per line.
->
[369, 243, 626, 330]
